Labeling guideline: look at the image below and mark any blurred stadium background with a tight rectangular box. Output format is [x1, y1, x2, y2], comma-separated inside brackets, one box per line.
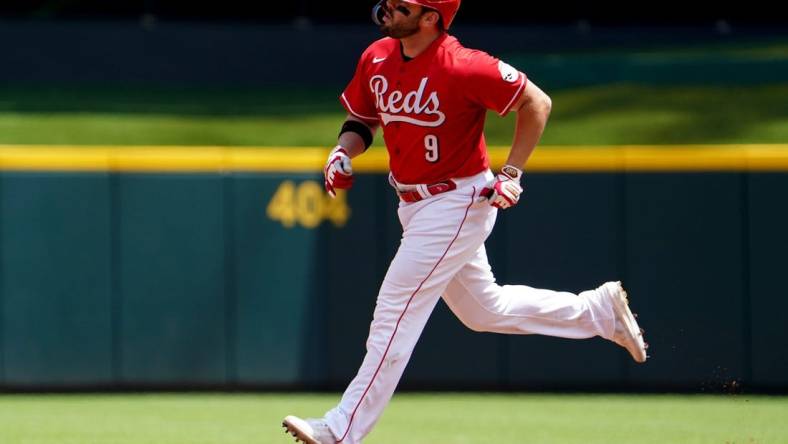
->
[0, 1, 787, 443]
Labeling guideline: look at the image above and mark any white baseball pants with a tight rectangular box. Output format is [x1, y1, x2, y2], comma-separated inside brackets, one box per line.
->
[324, 170, 617, 443]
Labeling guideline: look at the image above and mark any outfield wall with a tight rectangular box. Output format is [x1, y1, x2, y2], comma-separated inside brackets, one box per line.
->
[0, 145, 787, 392]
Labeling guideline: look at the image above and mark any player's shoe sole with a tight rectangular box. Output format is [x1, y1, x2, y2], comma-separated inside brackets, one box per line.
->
[282, 416, 324, 444]
[601, 281, 648, 363]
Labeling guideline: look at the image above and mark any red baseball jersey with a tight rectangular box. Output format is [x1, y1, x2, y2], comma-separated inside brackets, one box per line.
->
[341, 33, 527, 185]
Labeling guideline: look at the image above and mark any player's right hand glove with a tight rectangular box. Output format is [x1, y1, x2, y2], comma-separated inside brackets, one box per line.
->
[482, 164, 523, 209]
[324, 145, 354, 198]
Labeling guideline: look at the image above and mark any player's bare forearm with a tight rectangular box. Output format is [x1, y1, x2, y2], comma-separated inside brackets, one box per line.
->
[505, 81, 552, 169]
[338, 115, 379, 158]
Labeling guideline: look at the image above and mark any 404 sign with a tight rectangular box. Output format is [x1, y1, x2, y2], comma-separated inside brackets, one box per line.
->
[266, 180, 350, 228]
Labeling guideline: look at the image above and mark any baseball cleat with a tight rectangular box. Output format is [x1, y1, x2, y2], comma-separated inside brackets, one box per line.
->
[282, 415, 335, 444]
[599, 281, 648, 363]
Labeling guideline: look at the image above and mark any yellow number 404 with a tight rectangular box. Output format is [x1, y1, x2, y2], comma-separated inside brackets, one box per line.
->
[266, 180, 350, 229]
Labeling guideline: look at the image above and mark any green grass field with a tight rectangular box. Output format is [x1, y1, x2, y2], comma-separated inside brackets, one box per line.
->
[0, 393, 785, 443]
[1, 83, 787, 147]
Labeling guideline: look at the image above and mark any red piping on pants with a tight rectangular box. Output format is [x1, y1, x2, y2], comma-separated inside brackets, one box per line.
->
[337, 188, 477, 442]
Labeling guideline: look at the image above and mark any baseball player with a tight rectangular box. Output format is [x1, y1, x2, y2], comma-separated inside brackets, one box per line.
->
[283, 1, 648, 442]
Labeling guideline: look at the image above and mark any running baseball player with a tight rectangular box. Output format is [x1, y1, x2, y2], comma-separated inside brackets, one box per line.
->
[283, 1, 648, 442]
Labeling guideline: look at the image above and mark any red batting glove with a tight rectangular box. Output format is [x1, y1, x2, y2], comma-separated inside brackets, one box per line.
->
[482, 165, 523, 209]
[324, 145, 354, 198]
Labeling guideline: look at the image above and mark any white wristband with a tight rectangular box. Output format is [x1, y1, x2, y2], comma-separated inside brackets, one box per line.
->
[500, 164, 523, 182]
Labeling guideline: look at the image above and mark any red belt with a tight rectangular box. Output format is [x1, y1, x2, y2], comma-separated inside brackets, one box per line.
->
[396, 180, 457, 203]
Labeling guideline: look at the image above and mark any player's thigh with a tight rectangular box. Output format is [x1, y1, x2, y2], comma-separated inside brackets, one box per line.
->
[385, 193, 489, 290]
[442, 245, 503, 323]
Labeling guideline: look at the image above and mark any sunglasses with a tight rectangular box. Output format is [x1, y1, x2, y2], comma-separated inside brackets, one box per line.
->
[393, 4, 414, 16]
[387, 0, 429, 17]
[373, 0, 435, 25]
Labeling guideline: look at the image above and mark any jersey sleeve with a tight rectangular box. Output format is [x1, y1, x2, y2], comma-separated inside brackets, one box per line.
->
[340, 50, 379, 123]
[462, 51, 528, 116]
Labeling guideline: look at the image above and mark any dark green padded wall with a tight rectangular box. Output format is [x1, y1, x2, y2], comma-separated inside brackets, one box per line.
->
[502, 174, 624, 387]
[117, 175, 227, 385]
[0, 171, 785, 390]
[1, 173, 112, 386]
[323, 176, 393, 386]
[624, 174, 744, 389]
[234, 174, 328, 386]
[749, 174, 788, 388]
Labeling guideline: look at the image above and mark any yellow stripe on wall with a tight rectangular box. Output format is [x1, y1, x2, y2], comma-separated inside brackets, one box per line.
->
[1, 144, 788, 173]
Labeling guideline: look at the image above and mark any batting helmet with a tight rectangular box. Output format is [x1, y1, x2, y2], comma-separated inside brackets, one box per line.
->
[372, 0, 462, 30]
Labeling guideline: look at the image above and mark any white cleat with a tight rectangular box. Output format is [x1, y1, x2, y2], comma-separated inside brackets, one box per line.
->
[598, 281, 649, 363]
[282, 415, 336, 444]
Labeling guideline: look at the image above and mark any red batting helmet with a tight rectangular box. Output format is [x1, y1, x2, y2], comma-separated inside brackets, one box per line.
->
[372, 0, 462, 30]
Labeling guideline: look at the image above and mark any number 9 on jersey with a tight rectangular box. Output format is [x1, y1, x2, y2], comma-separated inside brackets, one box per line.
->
[424, 134, 440, 163]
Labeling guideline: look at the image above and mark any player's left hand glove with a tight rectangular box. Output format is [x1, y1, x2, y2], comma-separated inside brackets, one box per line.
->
[324, 145, 354, 198]
[482, 165, 523, 209]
